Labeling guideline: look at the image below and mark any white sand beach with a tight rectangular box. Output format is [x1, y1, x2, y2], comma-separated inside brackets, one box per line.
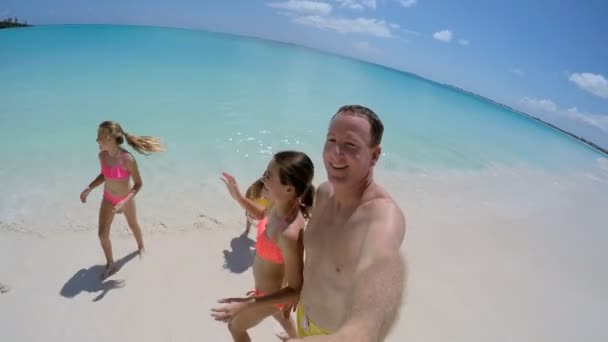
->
[2, 165, 607, 342]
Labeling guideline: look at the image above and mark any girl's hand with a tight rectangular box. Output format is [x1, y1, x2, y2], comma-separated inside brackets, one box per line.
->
[113, 198, 128, 214]
[210, 295, 254, 322]
[80, 187, 91, 203]
[220, 172, 241, 201]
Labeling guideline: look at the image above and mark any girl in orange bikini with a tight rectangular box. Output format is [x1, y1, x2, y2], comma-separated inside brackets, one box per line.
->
[212, 151, 315, 341]
[79, 121, 164, 279]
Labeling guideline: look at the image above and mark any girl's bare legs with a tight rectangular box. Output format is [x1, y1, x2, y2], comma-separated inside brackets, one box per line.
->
[122, 199, 145, 254]
[227, 305, 278, 342]
[272, 311, 297, 339]
[98, 199, 116, 278]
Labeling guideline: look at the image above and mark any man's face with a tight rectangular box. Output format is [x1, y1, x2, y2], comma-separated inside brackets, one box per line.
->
[323, 112, 380, 187]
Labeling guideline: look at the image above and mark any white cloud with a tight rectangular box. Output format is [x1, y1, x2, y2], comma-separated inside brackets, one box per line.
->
[276, 10, 298, 17]
[267, 1, 333, 16]
[569, 72, 608, 99]
[397, 0, 417, 8]
[458, 39, 470, 46]
[433, 29, 452, 43]
[335, 0, 376, 10]
[520, 97, 558, 113]
[508, 67, 524, 76]
[293, 15, 394, 37]
[352, 41, 381, 55]
[564, 107, 608, 132]
[267, 1, 406, 39]
[520, 97, 608, 132]
[388, 23, 421, 36]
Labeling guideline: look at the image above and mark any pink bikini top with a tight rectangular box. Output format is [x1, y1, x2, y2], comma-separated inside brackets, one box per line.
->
[100, 152, 130, 180]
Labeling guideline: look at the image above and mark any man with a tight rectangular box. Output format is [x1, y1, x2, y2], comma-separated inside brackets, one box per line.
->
[212, 105, 407, 341]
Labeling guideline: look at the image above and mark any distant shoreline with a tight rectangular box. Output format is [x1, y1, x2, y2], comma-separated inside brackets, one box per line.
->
[0, 18, 32, 29]
[441, 84, 608, 157]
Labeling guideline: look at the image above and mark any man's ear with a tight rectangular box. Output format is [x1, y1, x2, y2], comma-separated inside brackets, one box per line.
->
[371, 146, 381, 166]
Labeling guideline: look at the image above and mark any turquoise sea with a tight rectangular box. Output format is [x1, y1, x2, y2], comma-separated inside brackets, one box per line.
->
[1, 25, 608, 342]
[0, 25, 602, 216]
[1, 26, 605, 159]
[0, 24, 607, 226]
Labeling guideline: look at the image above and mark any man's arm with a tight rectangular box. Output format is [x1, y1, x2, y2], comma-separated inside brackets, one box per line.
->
[335, 201, 407, 342]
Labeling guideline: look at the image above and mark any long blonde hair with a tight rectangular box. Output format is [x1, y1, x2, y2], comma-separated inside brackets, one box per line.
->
[245, 178, 265, 200]
[99, 121, 164, 155]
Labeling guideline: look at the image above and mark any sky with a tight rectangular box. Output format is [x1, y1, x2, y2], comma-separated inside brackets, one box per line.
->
[2, 0, 608, 147]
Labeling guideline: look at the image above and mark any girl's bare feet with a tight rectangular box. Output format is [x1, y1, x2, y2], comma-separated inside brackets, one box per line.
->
[101, 263, 116, 280]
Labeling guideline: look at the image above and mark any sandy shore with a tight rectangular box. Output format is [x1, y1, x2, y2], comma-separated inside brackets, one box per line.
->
[1, 165, 608, 341]
[1, 228, 298, 341]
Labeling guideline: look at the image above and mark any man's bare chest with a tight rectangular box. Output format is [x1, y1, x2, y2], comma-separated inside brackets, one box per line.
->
[304, 212, 367, 275]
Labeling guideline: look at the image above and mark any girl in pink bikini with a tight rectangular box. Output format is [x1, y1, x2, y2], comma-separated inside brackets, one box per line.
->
[80, 121, 164, 279]
[212, 151, 315, 341]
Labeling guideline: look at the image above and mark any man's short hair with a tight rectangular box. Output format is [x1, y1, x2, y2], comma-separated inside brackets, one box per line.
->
[332, 105, 384, 147]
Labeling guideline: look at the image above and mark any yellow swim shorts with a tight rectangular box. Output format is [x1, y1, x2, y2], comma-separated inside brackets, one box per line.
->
[296, 304, 330, 337]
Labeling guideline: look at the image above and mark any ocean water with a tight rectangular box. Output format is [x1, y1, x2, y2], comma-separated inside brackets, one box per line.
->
[0, 24, 607, 227]
[1, 25, 608, 342]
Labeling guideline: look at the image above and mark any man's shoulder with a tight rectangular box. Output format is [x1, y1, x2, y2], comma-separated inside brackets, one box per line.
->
[361, 197, 405, 226]
[360, 184, 402, 215]
[316, 181, 333, 197]
[314, 181, 333, 204]
[357, 189, 406, 244]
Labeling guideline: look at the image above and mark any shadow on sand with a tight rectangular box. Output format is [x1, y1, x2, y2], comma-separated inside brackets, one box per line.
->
[60, 251, 138, 302]
[223, 232, 255, 274]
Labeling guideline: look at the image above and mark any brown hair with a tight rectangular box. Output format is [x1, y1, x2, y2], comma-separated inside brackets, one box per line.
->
[245, 178, 265, 200]
[331, 104, 384, 147]
[98, 121, 164, 155]
[273, 151, 315, 220]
